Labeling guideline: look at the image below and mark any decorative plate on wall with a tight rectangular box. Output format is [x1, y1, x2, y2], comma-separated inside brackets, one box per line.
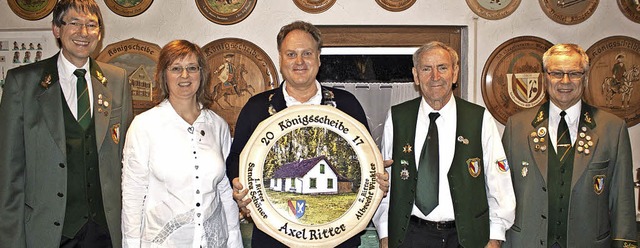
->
[201, 38, 278, 135]
[293, 0, 336, 14]
[466, 0, 521, 20]
[538, 0, 599, 25]
[481, 36, 553, 124]
[96, 38, 162, 115]
[375, 0, 416, 12]
[239, 105, 384, 247]
[584, 36, 640, 127]
[7, 0, 56, 20]
[195, 0, 257, 25]
[104, 0, 153, 17]
[617, 0, 640, 24]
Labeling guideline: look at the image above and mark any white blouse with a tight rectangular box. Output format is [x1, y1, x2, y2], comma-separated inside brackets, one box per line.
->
[122, 100, 241, 248]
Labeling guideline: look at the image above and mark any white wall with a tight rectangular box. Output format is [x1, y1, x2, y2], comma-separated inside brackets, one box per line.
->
[1, 0, 639, 216]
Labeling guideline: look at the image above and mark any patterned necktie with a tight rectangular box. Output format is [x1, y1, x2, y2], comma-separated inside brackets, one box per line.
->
[557, 111, 571, 162]
[416, 112, 440, 215]
[74, 69, 91, 130]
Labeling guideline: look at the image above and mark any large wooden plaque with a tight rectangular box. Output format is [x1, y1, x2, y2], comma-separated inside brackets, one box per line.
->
[201, 38, 278, 135]
[481, 36, 553, 124]
[584, 36, 640, 127]
[239, 105, 384, 247]
[96, 38, 162, 115]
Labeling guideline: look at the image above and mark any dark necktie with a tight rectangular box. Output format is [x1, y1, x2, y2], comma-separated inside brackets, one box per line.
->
[74, 69, 91, 130]
[416, 112, 440, 215]
[557, 111, 571, 162]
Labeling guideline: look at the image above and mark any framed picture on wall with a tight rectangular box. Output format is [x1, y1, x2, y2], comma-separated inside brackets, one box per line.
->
[7, 0, 57, 20]
[195, 0, 257, 25]
[104, 0, 154, 17]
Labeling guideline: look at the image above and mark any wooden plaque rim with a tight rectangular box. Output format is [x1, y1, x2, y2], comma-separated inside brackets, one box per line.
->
[617, 0, 640, 24]
[195, 0, 257, 25]
[538, 0, 599, 25]
[239, 105, 384, 247]
[465, 0, 522, 20]
[375, 0, 417, 12]
[103, 0, 154, 17]
[7, 0, 57, 21]
[292, 0, 336, 14]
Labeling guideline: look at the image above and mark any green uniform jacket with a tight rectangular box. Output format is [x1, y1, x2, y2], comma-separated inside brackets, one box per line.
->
[0, 54, 133, 248]
[388, 97, 490, 248]
[502, 102, 637, 248]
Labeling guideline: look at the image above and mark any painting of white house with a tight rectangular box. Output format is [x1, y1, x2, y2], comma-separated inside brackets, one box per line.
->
[268, 155, 352, 195]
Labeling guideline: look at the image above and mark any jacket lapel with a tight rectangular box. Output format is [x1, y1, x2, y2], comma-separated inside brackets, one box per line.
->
[89, 59, 112, 151]
[571, 103, 598, 187]
[36, 55, 65, 155]
[530, 102, 550, 183]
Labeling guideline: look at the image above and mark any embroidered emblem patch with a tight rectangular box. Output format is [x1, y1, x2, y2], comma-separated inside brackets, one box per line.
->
[497, 159, 509, 172]
[466, 158, 481, 178]
[111, 123, 120, 144]
[593, 175, 605, 195]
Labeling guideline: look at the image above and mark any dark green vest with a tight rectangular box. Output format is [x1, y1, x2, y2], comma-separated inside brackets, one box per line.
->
[388, 97, 489, 248]
[547, 139, 575, 248]
[61, 98, 107, 238]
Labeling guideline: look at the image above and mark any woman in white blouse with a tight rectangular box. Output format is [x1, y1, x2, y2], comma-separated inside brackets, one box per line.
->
[122, 40, 242, 248]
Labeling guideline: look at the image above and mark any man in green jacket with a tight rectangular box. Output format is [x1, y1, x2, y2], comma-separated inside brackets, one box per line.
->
[373, 41, 515, 248]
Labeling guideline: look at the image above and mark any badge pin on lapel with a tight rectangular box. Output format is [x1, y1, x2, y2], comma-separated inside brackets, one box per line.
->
[457, 136, 469, 145]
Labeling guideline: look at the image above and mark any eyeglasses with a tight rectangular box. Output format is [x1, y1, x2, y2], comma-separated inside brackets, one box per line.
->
[167, 66, 200, 75]
[546, 71, 585, 81]
[60, 21, 100, 32]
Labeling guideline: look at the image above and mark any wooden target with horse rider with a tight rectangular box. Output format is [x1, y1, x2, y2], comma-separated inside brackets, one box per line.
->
[202, 38, 279, 135]
[584, 36, 640, 127]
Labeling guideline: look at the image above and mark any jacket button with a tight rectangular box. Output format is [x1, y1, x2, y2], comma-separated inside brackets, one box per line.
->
[57, 192, 64, 197]
[54, 222, 60, 226]
[542, 187, 546, 192]
[59, 163, 65, 168]
[541, 215, 546, 219]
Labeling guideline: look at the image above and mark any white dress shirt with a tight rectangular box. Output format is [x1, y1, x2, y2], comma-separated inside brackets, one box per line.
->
[122, 100, 241, 248]
[57, 49, 93, 119]
[548, 101, 581, 152]
[282, 80, 323, 106]
[373, 95, 516, 241]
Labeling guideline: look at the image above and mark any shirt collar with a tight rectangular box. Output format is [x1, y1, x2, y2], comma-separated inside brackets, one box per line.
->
[549, 100, 581, 126]
[57, 49, 90, 81]
[420, 94, 456, 122]
[282, 80, 323, 106]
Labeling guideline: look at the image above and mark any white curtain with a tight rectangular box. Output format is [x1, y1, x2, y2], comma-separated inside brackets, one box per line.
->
[323, 82, 420, 147]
